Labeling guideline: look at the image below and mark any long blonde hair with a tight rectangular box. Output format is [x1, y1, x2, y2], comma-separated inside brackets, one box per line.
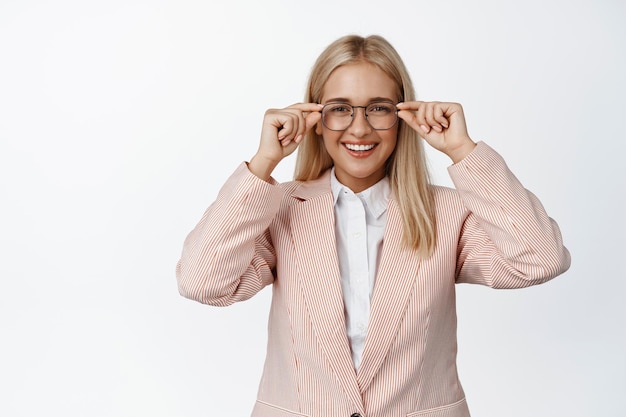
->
[294, 35, 436, 257]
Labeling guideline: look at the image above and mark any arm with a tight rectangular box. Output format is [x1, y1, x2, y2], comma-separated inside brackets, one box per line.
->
[397, 101, 569, 287]
[176, 102, 322, 306]
[176, 163, 284, 306]
[450, 142, 571, 287]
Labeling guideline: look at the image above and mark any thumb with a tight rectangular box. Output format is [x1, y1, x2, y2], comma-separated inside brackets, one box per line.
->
[305, 111, 322, 132]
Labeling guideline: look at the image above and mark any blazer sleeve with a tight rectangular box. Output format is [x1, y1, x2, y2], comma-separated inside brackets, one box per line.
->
[449, 142, 571, 288]
[176, 163, 283, 306]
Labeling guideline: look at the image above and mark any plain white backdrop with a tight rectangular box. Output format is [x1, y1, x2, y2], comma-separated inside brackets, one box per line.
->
[1, 0, 624, 416]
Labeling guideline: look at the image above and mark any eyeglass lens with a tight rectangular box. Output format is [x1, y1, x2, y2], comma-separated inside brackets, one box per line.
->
[322, 102, 398, 131]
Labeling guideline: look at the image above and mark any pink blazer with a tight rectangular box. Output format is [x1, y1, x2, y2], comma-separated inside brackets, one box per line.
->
[176, 142, 570, 417]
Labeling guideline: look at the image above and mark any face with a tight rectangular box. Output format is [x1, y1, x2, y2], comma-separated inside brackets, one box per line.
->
[318, 62, 399, 193]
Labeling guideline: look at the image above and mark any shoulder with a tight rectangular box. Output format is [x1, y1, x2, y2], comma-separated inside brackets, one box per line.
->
[431, 184, 462, 205]
[277, 178, 302, 194]
[430, 184, 469, 217]
[278, 170, 332, 202]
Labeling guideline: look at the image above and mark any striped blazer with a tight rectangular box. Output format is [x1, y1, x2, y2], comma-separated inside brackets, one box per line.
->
[176, 142, 570, 417]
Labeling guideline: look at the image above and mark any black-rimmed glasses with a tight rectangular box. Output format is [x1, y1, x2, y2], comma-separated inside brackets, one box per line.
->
[321, 101, 398, 131]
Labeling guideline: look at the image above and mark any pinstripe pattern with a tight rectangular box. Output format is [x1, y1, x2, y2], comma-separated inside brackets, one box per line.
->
[176, 142, 570, 417]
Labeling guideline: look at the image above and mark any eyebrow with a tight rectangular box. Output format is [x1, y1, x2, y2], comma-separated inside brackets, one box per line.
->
[323, 96, 396, 104]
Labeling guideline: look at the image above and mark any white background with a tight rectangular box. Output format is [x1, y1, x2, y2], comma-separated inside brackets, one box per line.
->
[1, 0, 624, 416]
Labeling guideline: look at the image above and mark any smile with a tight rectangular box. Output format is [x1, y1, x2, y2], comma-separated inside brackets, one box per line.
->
[344, 143, 376, 152]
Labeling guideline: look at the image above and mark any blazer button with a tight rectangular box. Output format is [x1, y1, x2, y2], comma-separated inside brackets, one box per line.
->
[350, 414, 362, 417]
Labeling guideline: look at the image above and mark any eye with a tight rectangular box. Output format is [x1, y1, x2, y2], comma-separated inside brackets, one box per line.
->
[326, 104, 352, 113]
[368, 102, 395, 114]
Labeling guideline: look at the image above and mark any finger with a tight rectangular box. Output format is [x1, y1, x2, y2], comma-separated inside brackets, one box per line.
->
[293, 112, 322, 144]
[397, 110, 418, 130]
[424, 102, 444, 133]
[291, 110, 307, 145]
[398, 106, 423, 131]
[287, 102, 325, 114]
[396, 111, 428, 137]
[396, 101, 423, 111]
[276, 114, 298, 141]
[411, 103, 429, 134]
[433, 104, 449, 129]
[285, 104, 323, 141]
[397, 103, 423, 130]
[304, 111, 322, 132]
[444, 102, 466, 129]
[397, 101, 426, 130]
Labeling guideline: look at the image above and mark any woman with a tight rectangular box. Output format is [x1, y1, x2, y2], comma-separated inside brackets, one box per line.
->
[176, 34, 570, 417]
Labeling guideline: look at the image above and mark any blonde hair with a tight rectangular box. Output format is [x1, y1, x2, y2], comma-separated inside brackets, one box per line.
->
[294, 34, 436, 257]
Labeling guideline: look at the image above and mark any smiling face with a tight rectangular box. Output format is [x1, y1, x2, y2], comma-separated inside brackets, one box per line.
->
[318, 62, 399, 193]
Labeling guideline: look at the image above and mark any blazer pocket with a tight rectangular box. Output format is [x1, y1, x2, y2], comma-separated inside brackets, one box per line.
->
[252, 400, 310, 417]
[407, 397, 470, 417]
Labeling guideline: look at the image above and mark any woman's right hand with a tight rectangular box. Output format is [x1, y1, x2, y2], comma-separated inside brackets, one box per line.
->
[249, 103, 322, 181]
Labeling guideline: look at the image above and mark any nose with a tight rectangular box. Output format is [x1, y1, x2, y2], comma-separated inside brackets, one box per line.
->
[347, 106, 372, 137]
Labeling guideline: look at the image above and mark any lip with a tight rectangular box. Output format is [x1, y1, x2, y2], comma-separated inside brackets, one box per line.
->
[342, 142, 378, 157]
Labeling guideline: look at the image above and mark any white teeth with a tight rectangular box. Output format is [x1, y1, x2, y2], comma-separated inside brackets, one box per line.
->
[345, 143, 375, 151]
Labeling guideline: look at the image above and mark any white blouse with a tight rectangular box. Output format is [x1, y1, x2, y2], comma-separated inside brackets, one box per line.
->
[330, 169, 390, 369]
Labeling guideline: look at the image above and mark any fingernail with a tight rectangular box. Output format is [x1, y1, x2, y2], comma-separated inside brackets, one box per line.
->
[295, 134, 303, 143]
[420, 125, 430, 133]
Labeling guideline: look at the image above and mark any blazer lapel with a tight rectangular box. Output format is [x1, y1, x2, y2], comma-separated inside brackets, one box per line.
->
[289, 173, 363, 409]
[356, 198, 422, 392]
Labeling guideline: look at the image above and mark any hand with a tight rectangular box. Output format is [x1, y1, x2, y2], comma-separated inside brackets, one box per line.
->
[397, 101, 476, 163]
[249, 103, 323, 180]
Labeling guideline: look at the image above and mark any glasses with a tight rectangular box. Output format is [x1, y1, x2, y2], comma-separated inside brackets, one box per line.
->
[321, 101, 398, 131]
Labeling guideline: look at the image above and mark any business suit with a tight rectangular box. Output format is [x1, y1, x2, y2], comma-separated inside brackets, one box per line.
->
[176, 142, 570, 417]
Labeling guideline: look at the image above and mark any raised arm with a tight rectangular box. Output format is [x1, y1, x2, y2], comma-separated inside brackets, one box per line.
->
[176, 164, 283, 305]
[398, 101, 569, 287]
[450, 142, 570, 288]
[177, 102, 322, 305]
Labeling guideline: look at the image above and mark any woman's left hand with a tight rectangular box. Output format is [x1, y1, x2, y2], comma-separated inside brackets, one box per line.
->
[397, 101, 476, 163]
